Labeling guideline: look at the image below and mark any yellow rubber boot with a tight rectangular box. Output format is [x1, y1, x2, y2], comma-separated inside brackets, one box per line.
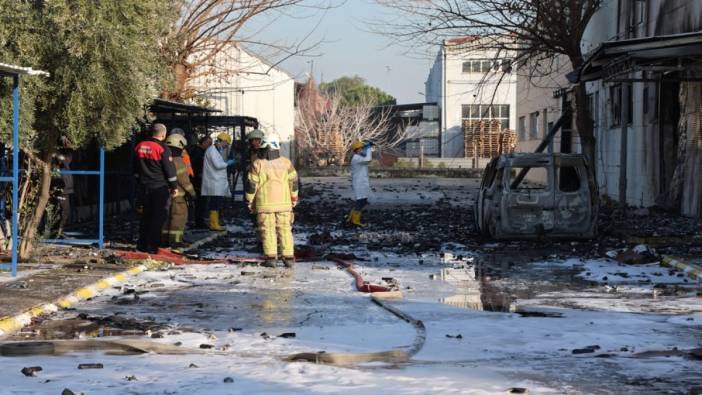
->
[346, 209, 356, 224]
[209, 210, 225, 231]
[350, 210, 365, 227]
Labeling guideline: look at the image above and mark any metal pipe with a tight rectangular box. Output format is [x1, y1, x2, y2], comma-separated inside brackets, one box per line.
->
[510, 113, 567, 189]
[99, 145, 105, 249]
[11, 76, 19, 277]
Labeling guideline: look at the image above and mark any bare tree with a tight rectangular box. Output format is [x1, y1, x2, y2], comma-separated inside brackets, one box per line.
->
[374, 0, 602, 170]
[163, 0, 335, 100]
[296, 88, 396, 167]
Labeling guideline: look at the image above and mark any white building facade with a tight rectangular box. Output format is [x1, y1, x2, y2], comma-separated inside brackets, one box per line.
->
[190, 45, 296, 159]
[581, 0, 702, 211]
[425, 37, 517, 162]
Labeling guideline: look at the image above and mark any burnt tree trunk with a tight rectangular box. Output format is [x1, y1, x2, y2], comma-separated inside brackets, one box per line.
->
[670, 81, 702, 217]
[18, 148, 54, 261]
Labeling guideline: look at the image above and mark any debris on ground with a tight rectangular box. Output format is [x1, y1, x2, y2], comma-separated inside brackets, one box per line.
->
[21, 366, 42, 377]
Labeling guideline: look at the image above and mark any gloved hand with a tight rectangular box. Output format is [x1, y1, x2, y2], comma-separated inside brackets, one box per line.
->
[226, 159, 236, 167]
[291, 197, 298, 208]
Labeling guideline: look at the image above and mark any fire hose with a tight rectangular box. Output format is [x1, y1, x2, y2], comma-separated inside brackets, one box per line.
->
[286, 254, 426, 365]
[112, 248, 426, 365]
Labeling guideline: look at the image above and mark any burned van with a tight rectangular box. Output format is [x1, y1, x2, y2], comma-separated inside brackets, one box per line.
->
[474, 153, 598, 240]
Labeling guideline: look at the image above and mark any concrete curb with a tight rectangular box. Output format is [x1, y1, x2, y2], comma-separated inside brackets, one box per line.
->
[661, 256, 702, 283]
[0, 261, 155, 338]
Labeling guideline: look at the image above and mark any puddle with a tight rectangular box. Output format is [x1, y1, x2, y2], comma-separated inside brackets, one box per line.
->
[438, 257, 516, 312]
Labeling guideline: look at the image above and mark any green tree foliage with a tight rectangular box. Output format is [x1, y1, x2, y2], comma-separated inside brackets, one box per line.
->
[0, 0, 176, 259]
[319, 76, 396, 106]
[0, 0, 174, 150]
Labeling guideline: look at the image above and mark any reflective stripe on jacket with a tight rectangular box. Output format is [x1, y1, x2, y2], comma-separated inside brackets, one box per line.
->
[246, 155, 298, 213]
[182, 150, 194, 177]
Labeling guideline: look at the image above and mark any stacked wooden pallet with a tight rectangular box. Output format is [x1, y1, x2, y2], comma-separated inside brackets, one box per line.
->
[463, 120, 517, 158]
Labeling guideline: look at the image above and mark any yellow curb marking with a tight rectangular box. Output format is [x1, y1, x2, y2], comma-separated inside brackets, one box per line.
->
[0, 264, 150, 337]
[96, 279, 111, 289]
[661, 256, 702, 281]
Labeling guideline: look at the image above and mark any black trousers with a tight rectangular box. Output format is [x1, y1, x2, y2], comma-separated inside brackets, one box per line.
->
[195, 194, 208, 227]
[193, 178, 207, 227]
[137, 186, 170, 253]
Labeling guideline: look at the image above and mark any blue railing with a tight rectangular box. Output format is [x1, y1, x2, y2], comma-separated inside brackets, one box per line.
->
[0, 75, 20, 276]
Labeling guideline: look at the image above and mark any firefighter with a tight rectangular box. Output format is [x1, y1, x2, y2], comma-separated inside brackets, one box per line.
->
[246, 129, 265, 244]
[169, 128, 194, 177]
[246, 133, 298, 268]
[134, 123, 177, 254]
[162, 134, 196, 246]
[202, 132, 235, 231]
[348, 140, 373, 227]
[246, 129, 265, 168]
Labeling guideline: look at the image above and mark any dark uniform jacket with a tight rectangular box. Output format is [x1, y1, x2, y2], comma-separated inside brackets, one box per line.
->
[134, 138, 177, 189]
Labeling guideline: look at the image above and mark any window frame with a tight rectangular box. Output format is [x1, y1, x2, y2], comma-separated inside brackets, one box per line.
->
[462, 104, 511, 131]
[461, 59, 503, 74]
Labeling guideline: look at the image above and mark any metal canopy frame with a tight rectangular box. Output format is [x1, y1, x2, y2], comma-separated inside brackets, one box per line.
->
[575, 31, 702, 83]
[0, 63, 48, 277]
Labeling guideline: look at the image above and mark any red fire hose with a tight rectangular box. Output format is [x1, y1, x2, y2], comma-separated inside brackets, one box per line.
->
[327, 255, 390, 293]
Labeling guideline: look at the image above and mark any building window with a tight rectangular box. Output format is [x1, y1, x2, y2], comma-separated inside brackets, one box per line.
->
[462, 59, 498, 73]
[529, 112, 539, 139]
[610, 84, 621, 127]
[462, 104, 511, 131]
[518, 116, 526, 141]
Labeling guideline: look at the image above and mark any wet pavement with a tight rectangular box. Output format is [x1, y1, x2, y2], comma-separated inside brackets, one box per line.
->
[2, 177, 701, 394]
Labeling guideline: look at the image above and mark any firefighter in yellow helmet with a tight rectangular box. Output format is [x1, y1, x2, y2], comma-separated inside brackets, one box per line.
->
[348, 139, 373, 226]
[162, 134, 196, 246]
[245, 133, 299, 268]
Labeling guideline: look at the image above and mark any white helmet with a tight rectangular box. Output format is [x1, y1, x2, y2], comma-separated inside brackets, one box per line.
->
[165, 134, 187, 149]
[262, 133, 280, 150]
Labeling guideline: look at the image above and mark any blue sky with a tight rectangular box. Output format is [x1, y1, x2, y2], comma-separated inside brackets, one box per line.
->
[250, 0, 435, 104]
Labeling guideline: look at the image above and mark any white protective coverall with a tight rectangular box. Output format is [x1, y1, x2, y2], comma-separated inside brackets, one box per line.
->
[351, 148, 372, 200]
[201, 145, 230, 196]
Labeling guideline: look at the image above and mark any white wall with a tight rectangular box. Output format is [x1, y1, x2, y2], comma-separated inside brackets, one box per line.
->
[582, 0, 668, 206]
[425, 38, 517, 159]
[190, 45, 296, 159]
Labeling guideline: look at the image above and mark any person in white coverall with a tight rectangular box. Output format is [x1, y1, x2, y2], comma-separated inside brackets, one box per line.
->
[348, 140, 373, 226]
[201, 132, 235, 231]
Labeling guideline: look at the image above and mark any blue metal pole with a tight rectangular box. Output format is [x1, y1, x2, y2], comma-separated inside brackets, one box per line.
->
[98, 145, 105, 249]
[11, 76, 20, 277]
